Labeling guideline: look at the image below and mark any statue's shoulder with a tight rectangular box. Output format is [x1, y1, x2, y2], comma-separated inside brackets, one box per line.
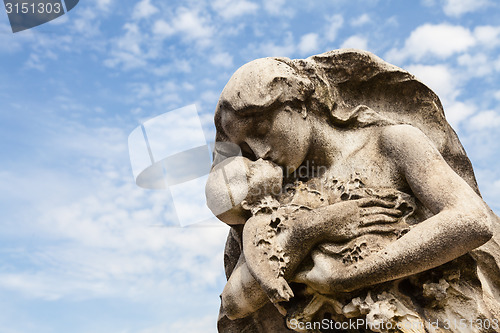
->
[378, 124, 433, 154]
[379, 123, 423, 138]
[376, 124, 449, 174]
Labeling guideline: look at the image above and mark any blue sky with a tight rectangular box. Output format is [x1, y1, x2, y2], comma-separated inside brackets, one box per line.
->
[1, 0, 500, 332]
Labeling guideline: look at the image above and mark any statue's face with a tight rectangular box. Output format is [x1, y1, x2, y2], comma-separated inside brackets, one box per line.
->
[221, 104, 311, 174]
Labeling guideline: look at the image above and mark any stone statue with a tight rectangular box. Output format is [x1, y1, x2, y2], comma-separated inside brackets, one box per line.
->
[205, 49, 500, 333]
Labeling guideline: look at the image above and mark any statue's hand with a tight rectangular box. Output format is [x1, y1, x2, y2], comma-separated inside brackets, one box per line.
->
[292, 249, 351, 294]
[355, 196, 404, 226]
[324, 197, 405, 242]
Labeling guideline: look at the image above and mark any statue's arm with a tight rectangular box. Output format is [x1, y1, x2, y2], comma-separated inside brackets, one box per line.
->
[305, 124, 495, 293]
[222, 199, 405, 319]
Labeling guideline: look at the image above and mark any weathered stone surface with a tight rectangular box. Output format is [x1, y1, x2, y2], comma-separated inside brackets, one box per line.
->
[206, 49, 500, 332]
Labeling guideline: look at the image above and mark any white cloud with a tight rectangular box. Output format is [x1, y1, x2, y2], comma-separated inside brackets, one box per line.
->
[72, 7, 101, 37]
[487, 179, 500, 212]
[117, 23, 142, 55]
[16, 31, 74, 72]
[406, 64, 459, 105]
[104, 23, 150, 70]
[152, 19, 175, 36]
[0, 116, 229, 303]
[442, 0, 492, 17]
[0, 24, 35, 53]
[469, 110, 500, 130]
[495, 58, 500, 72]
[385, 16, 398, 27]
[173, 8, 214, 40]
[201, 90, 220, 104]
[494, 91, 500, 101]
[473, 25, 500, 48]
[94, 0, 113, 12]
[212, 0, 259, 19]
[474, 169, 500, 213]
[255, 32, 295, 57]
[341, 35, 368, 50]
[325, 14, 344, 42]
[263, 0, 294, 16]
[351, 13, 371, 27]
[385, 24, 475, 63]
[260, 42, 295, 57]
[457, 53, 491, 77]
[153, 8, 214, 45]
[25, 54, 45, 71]
[0, 218, 229, 301]
[452, 26, 500, 78]
[138, 316, 216, 333]
[133, 0, 159, 20]
[130, 81, 183, 107]
[444, 101, 476, 128]
[209, 52, 234, 68]
[150, 59, 192, 76]
[298, 33, 320, 55]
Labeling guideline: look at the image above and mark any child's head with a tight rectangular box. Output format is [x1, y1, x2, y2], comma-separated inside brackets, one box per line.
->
[245, 158, 283, 201]
[239, 158, 283, 215]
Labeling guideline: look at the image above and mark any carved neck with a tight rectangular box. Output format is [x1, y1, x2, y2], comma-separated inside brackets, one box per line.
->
[305, 118, 370, 169]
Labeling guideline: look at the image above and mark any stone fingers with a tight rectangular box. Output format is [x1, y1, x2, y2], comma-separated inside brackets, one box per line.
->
[357, 197, 396, 208]
[360, 214, 400, 226]
[360, 206, 403, 217]
[358, 223, 400, 234]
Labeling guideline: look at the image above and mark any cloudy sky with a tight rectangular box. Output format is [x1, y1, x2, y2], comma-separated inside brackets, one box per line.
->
[1, 0, 500, 332]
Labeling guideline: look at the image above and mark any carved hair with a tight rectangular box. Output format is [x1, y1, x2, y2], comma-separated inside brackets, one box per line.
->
[215, 56, 393, 133]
